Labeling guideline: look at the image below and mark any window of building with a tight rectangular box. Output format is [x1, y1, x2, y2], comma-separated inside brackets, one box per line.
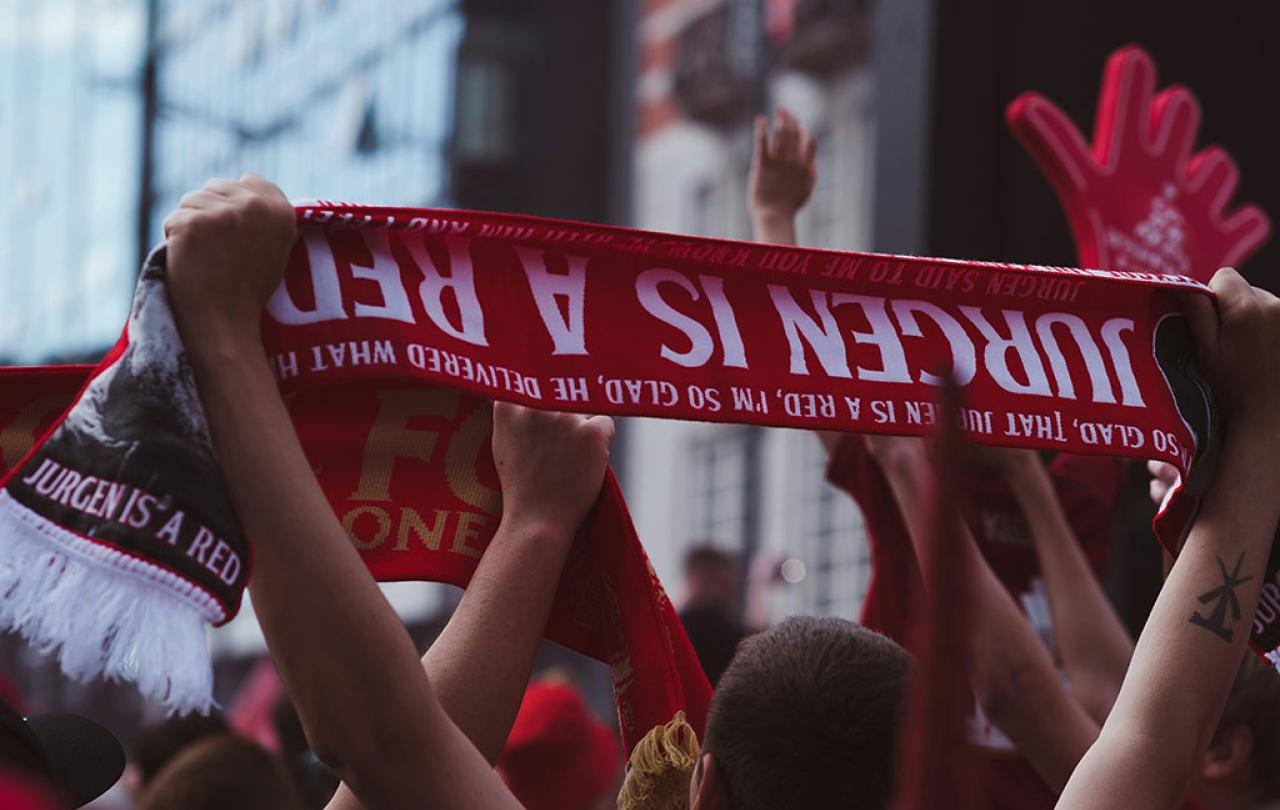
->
[774, 431, 870, 618]
[683, 426, 754, 552]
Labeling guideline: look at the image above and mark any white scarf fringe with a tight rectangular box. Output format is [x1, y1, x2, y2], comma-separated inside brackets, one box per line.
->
[0, 490, 218, 714]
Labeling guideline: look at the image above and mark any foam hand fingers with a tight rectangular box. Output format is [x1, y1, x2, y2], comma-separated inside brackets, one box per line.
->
[1094, 46, 1156, 168]
[1007, 92, 1096, 193]
[1150, 86, 1200, 168]
[1220, 206, 1272, 266]
[1186, 148, 1242, 217]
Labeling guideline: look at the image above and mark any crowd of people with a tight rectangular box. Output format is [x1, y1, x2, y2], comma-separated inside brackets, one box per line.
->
[2, 107, 1280, 810]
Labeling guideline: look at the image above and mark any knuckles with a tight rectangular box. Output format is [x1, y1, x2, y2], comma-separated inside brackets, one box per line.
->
[167, 183, 295, 246]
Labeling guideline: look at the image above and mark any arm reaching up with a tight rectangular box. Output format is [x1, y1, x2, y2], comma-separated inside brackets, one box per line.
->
[164, 176, 522, 810]
[327, 403, 614, 809]
[865, 436, 1099, 792]
[422, 403, 614, 762]
[744, 109, 847, 460]
[1058, 270, 1280, 810]
[979, 448, 1133, 724]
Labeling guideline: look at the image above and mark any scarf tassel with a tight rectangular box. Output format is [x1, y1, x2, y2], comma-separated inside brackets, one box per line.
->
[0, 490, 215, 714]
[617, 711, 702, 810]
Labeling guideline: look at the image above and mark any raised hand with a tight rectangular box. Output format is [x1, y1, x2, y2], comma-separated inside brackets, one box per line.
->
[1007, 46, 1269, 282]
[491, 403, 615, 539]
[163, 174, 297, 344]
[1181, 267, 1280, 429]
[748, 107, 817, 244]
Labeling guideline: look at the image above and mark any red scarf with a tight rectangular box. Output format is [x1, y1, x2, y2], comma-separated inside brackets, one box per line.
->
[0, 201, 1256, 758]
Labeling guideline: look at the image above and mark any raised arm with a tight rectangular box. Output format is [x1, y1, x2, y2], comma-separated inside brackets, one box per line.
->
[326, 403, 614, 809]
[865, 436, 1099, 792]
[983, 449, 1133, 723]
[421, 403, 613, 760]
[1058, 269, 1280, 810]
[747, 107, 816, 247]
[164, 176, 521, 809]
[744, 109, 848, 461]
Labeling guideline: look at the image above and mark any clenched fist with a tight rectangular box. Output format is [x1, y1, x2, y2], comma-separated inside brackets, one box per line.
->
[163, 174, 297, 348]
[491, 403, 615, 541]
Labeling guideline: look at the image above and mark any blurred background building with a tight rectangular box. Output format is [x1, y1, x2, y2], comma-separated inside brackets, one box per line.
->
[0, 0, 144, 364]
[1, 0, 630, 742]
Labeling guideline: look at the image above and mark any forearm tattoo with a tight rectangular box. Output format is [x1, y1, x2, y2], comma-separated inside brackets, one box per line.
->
[1189, 551, 1253, 643]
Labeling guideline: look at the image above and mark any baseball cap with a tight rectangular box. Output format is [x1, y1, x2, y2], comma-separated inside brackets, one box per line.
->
[0, 697, 124, 808]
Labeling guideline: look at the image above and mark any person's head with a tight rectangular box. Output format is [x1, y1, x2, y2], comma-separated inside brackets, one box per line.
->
[1198, 656, 1280, 806]
[140, 733, 302, 810]
[273, 695, 339, 807]
[498, 680, 621, 810]
[0, 698, 124, 808]
[130, 712, 228, 789]
[683, 546, 740, 613]
[690, 616, 910, 810]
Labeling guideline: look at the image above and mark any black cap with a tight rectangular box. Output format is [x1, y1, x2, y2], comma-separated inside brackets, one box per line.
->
[0, 698, 124, 808]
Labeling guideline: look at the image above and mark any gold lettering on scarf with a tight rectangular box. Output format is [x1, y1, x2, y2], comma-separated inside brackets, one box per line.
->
[341, 506, 492, 555]
[1, 394, 73, 473]
[343, 505, 391, 550]
[444, 405, 500, 516]
[395, 507, 447, 550]
[449, 511, 489, 558]
[351, 390, 460, 500]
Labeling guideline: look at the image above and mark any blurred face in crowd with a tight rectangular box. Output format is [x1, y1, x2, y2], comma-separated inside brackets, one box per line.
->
[684, 552, 740, 614]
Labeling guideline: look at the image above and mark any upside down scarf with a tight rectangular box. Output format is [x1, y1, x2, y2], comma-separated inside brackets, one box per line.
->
[0, 201, 1268, 765]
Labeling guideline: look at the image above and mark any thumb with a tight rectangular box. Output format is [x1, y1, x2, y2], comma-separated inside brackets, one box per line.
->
[1179, 288, 1219, 357]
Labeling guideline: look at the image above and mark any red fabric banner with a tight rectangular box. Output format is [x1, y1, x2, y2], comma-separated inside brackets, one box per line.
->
[265, 203, 1208, 464]
[0, 203, 1240, 753]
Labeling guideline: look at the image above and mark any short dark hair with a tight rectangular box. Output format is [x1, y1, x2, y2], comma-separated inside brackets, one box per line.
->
[683, 545, 737, 573]
[701, 616, 910, 810]
[1214, 656, 1280, 800]
[132, 712, 228, 786]
[140, 734, 302, 810]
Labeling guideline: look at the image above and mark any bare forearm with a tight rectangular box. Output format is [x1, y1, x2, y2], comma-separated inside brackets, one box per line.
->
[328, 522, 572, 809]
[191, 340, 425, 735]
[424, 519, 576, 762]
[1009, 462, 1132, 722]
[874, 441, 1098, 789]
[1110, 431, 1278, 737]
[1060, 428, 1280, 809]
[190, 338, 513, 808]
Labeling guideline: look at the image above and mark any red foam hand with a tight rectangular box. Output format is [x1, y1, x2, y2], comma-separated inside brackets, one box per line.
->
[1008, 46, 1270, 282]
